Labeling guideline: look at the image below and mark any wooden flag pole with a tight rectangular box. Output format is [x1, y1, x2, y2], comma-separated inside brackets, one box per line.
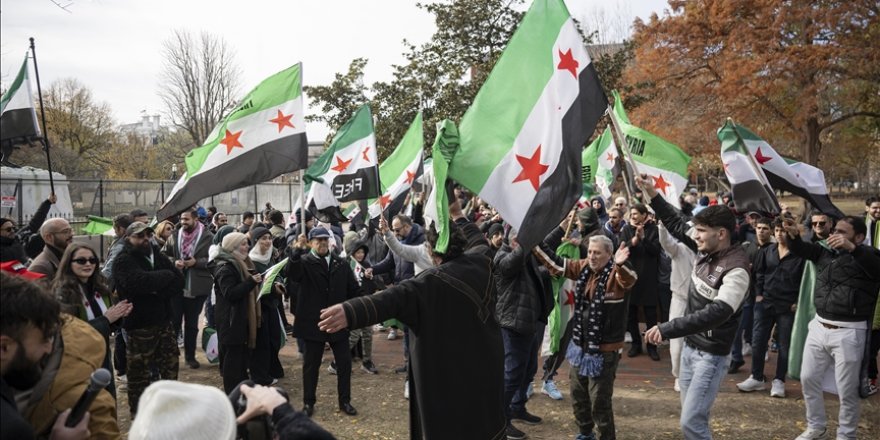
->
[562, 207, 577, 241]
[29, 37, 54, 195]
[605, 107, 637, 203]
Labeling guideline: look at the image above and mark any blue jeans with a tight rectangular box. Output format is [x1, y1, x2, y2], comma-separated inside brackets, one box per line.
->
[750, 301, 794, 381]
[679, 343, 729, 440]
[730, 301, 753, 363]
[501, 323, 544, 419]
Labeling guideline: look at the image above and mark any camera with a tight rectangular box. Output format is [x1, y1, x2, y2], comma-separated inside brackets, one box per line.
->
[228, 380, 289, 440]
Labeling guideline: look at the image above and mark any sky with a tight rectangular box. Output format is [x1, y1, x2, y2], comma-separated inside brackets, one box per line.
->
[1, 0, 669, 141]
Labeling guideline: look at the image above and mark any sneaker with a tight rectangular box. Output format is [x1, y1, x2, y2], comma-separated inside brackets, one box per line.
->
[794, 427, 828, 440]
[575, 433, 597, 440]
[177, 334, 184, 348]
[770, 340, 779, 353]
[511, 409, 542, 425]
[741, 342, 752, 356]
[506, 423, 527, 440]
[868, 379, 878, 396]
[270, 378, 279, 386]
[542, 380, 563, 400]
[525, 382, 534, 399]
[736, 375, 766, 392]
[673, 378, 680, 392]
[361, 360, 378, 374]
[624, 332, 632, 343]
[185, 358, 200, 369]
[328, 361, 337, 375]
[387, 329, 398, 340]
[404, 380, 409, 400]
[770, 379, 785, 398]
[394, 364, 408, 374]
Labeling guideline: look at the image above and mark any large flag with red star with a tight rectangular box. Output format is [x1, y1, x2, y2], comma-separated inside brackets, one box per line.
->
[1, 54, 42, 149]
[157, 63, 308, 220]
[718, 120, 842, 218]
[610, 90, 690, 208]
[302, 104, 380, 222]
[582, 128, 618, 201]
[366, 112, 423, 221]
[451, 0, 607, 250]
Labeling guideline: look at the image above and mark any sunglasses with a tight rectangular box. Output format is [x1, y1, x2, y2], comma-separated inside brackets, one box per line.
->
[811, 221, 827, 227]
[72, 257, 99, 265]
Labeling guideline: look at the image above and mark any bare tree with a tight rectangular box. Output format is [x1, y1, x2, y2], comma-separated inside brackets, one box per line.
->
[159, 30, 241, 147]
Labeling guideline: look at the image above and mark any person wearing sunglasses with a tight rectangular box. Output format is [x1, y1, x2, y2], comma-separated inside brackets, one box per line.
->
[0, 194, 56, 265]
[805, 210, 833, 244]
[52, 243, 133, 398]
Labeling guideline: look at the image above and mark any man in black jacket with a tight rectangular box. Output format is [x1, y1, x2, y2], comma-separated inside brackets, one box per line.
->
[286, 226, 361, 417]
[112, 222, 184, 416]
[784, 216, 880, 440]
[640, 176, 751, 440]
[736, 218, 805, 397]
[494, 227, 554, 439]
[0, 194, 55, 264]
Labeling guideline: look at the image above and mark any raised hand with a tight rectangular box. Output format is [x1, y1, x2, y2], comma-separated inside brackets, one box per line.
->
[614, 243, 630, 265]
[636, 174, 657, 198]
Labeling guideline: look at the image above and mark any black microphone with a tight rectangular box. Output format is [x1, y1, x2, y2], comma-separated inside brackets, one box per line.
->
[65, 368, 112, 427]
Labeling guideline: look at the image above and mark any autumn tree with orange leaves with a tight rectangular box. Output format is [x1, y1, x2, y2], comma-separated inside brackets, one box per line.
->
[625, 0, 879, 172]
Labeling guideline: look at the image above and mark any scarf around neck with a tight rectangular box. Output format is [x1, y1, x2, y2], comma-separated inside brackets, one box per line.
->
[566, 259, 614, 378]
[248, 244, 273, 266]
[179, 222, 204, 259]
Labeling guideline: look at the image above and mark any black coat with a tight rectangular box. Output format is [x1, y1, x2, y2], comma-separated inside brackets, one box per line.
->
[210, 256, 259, 346]
[341, 225, 506, 440]
[286, 248, 362, 342]
[113, 242, 184, 330]
[619, 221, 661, 305]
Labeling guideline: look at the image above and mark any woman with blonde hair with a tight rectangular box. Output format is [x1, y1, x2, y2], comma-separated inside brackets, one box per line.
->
[52, 242, 133, 397]
[151, 220, 175, 248]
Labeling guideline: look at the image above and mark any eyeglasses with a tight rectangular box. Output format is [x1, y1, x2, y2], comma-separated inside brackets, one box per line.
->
[811, 221, 827, 227]
[71, 257, 99, 265]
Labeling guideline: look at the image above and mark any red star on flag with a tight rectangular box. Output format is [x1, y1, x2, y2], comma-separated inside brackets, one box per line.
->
[512, 145, 550, 191]
[557, 48, 579, 79]
[220, 129, 244, 154]
[755, 147, 772, 165]
[606, 152, 615, 162]
[564, 289, 575, 306]
[652, 174, 671, 195]
[331, 156, 353, 173]
[362, 146, 371, 163]
[378, 194, 392, 209]
[405, 170, 416, 184]
[269, 110, 295, 132]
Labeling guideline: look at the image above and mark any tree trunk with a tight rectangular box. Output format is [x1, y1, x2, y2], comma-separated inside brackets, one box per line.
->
[804, 117, 822, 166]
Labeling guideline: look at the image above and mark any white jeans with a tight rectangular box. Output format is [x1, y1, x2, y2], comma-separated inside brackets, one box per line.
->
[669, 295, 688, 378]
[800, 318, 866, 440]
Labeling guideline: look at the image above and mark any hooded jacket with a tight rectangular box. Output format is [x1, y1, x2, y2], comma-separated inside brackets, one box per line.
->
[372, 222, 425, 284]
[494, 231, 555, 335]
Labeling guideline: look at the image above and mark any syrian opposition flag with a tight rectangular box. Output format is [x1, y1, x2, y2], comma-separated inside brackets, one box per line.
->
[718, 120, 781, 215]
[157, 63, 308, 220]
[610, 91, 690, 208]
[719, 120, 843, 218]
[582, 128, 618, 201]
[0, 55, 41, 148]
[82, 215, 115, 236]
[452, 0, 607, 250]
[303, 104, 380, 222]
[366, 112, 424, 220]
[423, 119, 458, 252]
[259, 258, 288, 298]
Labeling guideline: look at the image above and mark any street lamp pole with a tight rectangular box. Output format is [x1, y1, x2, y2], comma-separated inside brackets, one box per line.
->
[171, 163, 178, 180]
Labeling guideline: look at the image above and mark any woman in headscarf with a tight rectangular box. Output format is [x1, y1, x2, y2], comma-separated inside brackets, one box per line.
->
[52, 242, 133, 398]
[248, 226, 284, 385]
[206, 225, 237, 329]
[209, 232, 262, 393]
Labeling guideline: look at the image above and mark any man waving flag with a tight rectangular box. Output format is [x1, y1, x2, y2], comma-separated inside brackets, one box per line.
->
[452, 0, 607, 250]
[366, 112, 424, 221]
[158, 63, 308, 220]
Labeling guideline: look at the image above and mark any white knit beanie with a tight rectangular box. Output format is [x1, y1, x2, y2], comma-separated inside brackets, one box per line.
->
[128, 381, 236, 440]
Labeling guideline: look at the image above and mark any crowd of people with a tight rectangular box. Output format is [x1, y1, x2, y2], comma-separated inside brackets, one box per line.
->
[1, 187, 878, 440]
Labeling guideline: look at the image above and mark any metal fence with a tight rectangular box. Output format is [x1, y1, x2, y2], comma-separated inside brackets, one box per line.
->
[1, 177, 305, 258]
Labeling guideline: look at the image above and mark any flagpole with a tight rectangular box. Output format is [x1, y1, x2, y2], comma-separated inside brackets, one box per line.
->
[727, 118, 781, 214]
[299, 169, 306, 238]
[29, 37, 54, 195]
[605, 107, 637, 202]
